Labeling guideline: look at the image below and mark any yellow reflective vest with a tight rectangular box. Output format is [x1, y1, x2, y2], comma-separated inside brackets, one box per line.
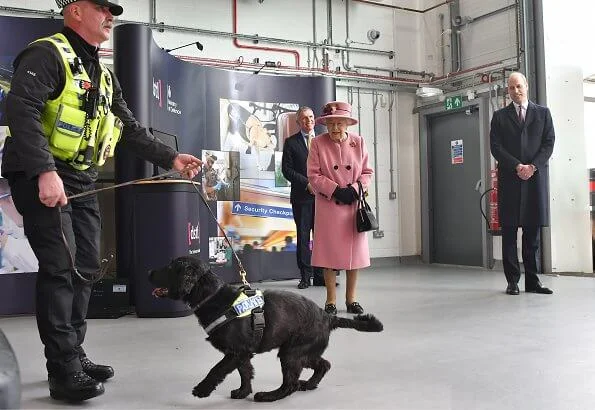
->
[37, 33, 122, 170]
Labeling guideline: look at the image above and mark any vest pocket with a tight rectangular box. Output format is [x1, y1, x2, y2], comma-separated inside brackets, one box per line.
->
[49, 104, 86, 154]
[95, 113, 123, 166]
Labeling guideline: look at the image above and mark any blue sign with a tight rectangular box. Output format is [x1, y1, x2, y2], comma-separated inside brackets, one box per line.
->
[231, 202, 293, 219]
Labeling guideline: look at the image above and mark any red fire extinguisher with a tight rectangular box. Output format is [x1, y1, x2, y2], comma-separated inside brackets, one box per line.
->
[480, 168, 502, 235]
[488, 169, 501, 235]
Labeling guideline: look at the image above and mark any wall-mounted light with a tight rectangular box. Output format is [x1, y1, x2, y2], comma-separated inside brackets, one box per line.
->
[416, 86, 443, 98]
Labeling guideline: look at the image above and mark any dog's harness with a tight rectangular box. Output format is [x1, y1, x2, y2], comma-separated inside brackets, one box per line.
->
[196, 286, 265, 346]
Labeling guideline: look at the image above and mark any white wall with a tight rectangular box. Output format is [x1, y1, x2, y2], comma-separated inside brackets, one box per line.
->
[540, 1, 593, 273]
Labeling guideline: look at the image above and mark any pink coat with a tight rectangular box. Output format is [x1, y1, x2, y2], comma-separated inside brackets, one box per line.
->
[307, 132, 373, 270]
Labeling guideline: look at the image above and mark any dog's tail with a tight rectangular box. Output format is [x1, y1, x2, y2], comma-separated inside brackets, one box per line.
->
[331, 314, 383, 332]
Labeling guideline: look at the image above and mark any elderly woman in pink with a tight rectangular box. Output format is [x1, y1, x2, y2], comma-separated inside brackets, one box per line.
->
[307, 101, 373, 315]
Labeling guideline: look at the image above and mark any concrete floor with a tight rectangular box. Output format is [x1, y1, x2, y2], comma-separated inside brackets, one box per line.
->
[2, 263, 595, 410]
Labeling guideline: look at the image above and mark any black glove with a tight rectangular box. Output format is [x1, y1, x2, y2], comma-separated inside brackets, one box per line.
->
[333, 185, 358, 204]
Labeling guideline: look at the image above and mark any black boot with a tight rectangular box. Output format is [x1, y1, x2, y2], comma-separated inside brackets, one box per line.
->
[81, 357, 115, 381]
[49, 370, 104, 402]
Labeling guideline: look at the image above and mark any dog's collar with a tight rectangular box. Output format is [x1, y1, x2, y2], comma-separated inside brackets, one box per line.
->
[201, 289, 265, 335]
[187, 285, 216, 312]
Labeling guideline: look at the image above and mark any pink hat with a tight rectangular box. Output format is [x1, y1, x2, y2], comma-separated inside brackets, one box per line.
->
[315, 101, 358, 126]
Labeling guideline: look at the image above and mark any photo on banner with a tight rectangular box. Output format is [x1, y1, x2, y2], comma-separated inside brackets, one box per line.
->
[0, 51, 39, 275]
[208, 236, 233, 267]
[201, 150, 240, 201]
[217, 98, 297, 254]
[219, 99, 298, 180]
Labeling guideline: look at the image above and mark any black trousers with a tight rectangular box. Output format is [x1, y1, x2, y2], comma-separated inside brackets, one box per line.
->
[501, 225, 541, 288]
[291, 200, 323, 282]
[8, 173, 101, 376]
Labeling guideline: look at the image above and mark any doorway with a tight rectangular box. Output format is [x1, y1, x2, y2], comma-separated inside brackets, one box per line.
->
[420, 98, 492, 267]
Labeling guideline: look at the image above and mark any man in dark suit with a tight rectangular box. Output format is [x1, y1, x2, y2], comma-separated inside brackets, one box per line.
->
[282, 106, 324, 288]
[490, 72, 555, 295]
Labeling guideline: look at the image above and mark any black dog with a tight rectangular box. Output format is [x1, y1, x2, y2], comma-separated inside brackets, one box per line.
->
[149, 256, 383, 402]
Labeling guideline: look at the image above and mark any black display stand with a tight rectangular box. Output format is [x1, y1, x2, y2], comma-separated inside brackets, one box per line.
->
[117, 180, 201, 318]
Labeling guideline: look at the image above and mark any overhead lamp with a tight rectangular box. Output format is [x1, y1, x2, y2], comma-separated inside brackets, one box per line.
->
[416, 86, 443, 98]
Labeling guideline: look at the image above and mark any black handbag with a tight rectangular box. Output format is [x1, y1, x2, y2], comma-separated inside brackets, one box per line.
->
[356, 181, 378, 232]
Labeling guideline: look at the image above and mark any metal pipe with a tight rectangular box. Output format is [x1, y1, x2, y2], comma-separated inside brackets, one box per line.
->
[0, 6, 394, 58]
[342, 0, 358, 72]
[439, 13, 446, 75]
[327, 0, 333, 47]
[516, 0, 523, 74]
[166, 53, 423, 87]
[353, 64, 431, 78]
[449, 0, 460, 72]
[232, 0, 300, 66]
[388, 91, 395, 195]
[533, 0, 546, 105]
[357, 88, 362, 135]
[456, 28, 462, 71]
[467, 3, 516, 25]
[429, 59, 510, 83]
[312, 0, 318, 68]
[149, 0, 156, 24]
[372, 91, 380, 228]
[0, 5, 60, 17]
[352, 0, 453, 13]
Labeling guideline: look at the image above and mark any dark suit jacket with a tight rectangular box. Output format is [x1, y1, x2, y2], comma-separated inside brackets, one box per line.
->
[490, 101, 555, 226]
[281, 131, 315, 204]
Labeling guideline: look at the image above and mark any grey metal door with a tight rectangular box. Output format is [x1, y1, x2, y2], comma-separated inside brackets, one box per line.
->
[429, 109, 483, 266]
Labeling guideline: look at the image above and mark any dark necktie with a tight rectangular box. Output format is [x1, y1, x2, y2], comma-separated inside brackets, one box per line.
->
[518, 105, 525, 123]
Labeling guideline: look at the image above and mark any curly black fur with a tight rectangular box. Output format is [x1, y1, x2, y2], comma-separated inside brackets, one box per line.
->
[148, 256, 383, 402]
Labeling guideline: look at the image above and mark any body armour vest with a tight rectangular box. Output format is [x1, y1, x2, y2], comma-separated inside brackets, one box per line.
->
[36, 33, 123, 170]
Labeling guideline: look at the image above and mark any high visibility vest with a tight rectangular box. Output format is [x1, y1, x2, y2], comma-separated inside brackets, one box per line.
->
[34, 33, 122, 170]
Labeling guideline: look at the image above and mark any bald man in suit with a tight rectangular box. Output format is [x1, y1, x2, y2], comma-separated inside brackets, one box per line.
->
[281, 106, 325, 288]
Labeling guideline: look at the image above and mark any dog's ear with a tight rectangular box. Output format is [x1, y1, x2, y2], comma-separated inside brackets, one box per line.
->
[179, 273, 195, 296]
[177, 257, 200, 297]
[197, 260, 212, 275]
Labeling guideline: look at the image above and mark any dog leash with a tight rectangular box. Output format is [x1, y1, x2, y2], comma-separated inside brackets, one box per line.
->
[61, 168, 250, 286]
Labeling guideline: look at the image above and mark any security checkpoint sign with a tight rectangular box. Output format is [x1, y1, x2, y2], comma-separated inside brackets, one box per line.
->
[451, 139, 464, 164]
[231, 202, 293, 219]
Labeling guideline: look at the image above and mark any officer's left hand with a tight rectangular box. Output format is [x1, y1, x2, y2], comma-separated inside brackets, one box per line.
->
[173, 154, 202, 180]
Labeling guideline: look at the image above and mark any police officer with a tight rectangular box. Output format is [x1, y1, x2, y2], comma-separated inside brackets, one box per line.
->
[2, 0, 201, 402]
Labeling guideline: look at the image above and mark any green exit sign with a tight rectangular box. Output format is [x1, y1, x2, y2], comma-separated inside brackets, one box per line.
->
[445, 95, 463, 110]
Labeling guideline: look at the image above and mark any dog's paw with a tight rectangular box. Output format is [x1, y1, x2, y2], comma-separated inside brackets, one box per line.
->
[299, 379, 318, 391]
[230, 387, 252, 399]
[254, 392, 273, 402]
[192, 382, 214, 398]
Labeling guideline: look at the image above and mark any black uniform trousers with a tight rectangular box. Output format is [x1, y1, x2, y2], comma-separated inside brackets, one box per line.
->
[501, 225, 541, 288]
[7, 172, 101, 376]
[291, 200, 323, 283]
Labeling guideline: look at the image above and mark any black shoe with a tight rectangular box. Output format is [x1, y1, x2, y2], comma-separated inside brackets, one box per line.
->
[297, 279, 310, 289]
[49, 371, 104, 402]
[81, 357, 114, 382]
[506, 283, 520, 295]
[324, 303, 337, 315]
[525, 284, 553, 294]
[346, 301, 364, 314]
